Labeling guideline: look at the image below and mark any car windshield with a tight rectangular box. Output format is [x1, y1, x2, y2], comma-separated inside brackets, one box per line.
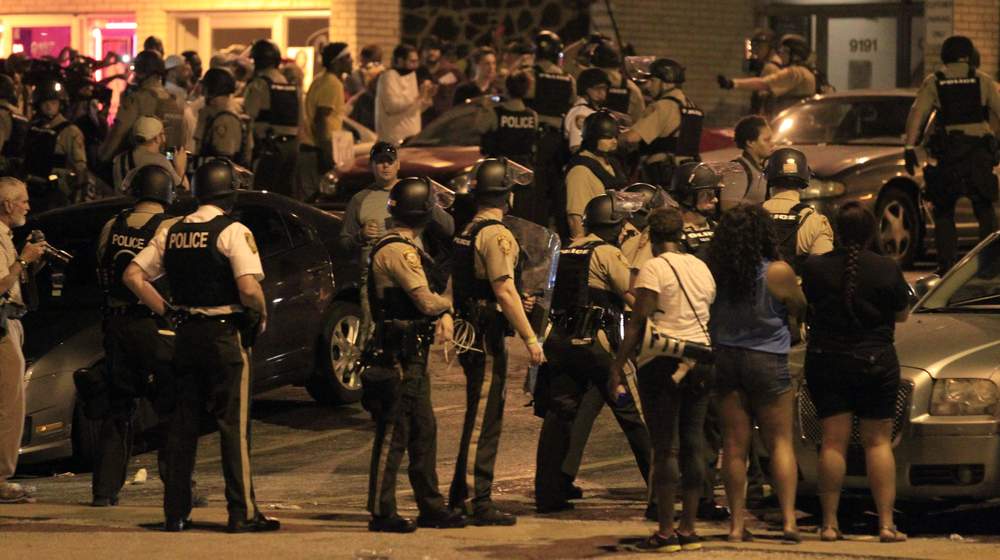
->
[404, 102, 489, 147]
[918, 234, 1000, 312]
[771, 97, 911, 146]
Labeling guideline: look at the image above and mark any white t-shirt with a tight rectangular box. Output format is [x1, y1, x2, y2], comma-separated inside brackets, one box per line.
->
[635, 252, 715, 345]
[374, 69, 421, 144]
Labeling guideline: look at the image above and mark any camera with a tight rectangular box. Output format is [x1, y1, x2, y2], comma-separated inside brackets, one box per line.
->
[29, 230, 73, 265]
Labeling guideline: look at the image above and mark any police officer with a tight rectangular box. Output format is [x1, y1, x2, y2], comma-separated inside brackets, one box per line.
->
[449, 158, 544, 526]
[670, 162, 722, 259]
[718, 34, 819, 117]
[762, 147, 834, 269]
[590, 40, 645, 123]
[0, 74, 28, 177]
[194, 68, 252, 167]
[244, 40, 300, 195]
[904, 35, 1000, 275]
[364, 177, 467, 533]
[566, 110, 629, 239]
[526, 30, 575, 232]
[564, 68, 611, 153]
[23, 80, 89, 210]
[91, 165, 179, 507]
[99, 50, 189, 177]
[722, 115, 773, 210]
[124, 159, 277, 533]
[535, 193, 651, 513]
[622, 59, 703, 187]
[744, 28, 783, 116]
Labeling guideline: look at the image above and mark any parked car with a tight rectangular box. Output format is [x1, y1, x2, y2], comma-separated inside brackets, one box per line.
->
[16, 191, 365, 466]
[793, 232, 1000, 501]
[702, 90, 1000, 267]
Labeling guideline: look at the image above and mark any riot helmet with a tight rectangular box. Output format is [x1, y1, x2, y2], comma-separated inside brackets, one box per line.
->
[580, 110, 619, 153]
[591, 41, 621, 69]
[250, 40, 282, 70]
[650, 58, 685, 84]
[387, 177, 435, 226]
[941, 35, 975, 64]
[201, 68, 236, 98]
[193, 158, 239, 205]
[0, 74, 16, 105]
[576, 68, 612, 96]
[778, 34, 811, 64]
[32, 80, 68, 111]
[125, 165, 175, 206]
[533, 30, 564, 64]
[670, 162, 722, 210]
[584, 193, 627, 244]
[765, 147, 810, 190]
[624, 182, 667, 229]
[132, 50, 166, 82]
[473, 158, 512, 195]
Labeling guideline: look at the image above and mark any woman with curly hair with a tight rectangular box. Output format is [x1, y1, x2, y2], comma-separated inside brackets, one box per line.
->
[707, 204, 806, 543]
[800, 202, 910, 542]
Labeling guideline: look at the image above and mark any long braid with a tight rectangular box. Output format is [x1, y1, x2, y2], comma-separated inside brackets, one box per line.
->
[842, 243, 863, 327]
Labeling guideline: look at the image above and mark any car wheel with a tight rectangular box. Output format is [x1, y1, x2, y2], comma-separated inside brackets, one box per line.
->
[72, 400, 101, 472]
[306, 301, 364, 405]
[876, 189, 919, 267]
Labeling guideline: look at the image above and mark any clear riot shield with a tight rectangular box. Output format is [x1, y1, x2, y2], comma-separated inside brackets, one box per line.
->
[231, 161, 256, 191]
[699, 160, 750, 206]
[502, 215, 560, 396]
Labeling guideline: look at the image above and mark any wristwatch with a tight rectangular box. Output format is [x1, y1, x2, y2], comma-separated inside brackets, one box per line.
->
[16, 257, 27, 268]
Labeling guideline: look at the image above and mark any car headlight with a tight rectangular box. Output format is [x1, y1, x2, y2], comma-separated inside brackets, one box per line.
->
[800, 179, 846, 200]
[930, 379, 1000, 416]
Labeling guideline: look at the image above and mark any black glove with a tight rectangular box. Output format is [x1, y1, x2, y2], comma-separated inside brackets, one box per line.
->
[318, 141, 335, 174]
[717, 74, 735, 90]
[161, 305, 189, 331]
[904, 148, 918, 176]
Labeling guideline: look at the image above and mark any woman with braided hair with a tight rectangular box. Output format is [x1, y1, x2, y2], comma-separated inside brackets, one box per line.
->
[800, 202, 911, 543]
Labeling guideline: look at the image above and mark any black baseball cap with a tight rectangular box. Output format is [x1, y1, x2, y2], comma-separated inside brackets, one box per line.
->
[370, 141, 398, 164]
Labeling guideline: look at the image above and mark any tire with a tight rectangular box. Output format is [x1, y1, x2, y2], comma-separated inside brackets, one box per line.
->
[306, 300, 364, 405]
[876, 189, 920, 267]
[71, 400, 101, 472]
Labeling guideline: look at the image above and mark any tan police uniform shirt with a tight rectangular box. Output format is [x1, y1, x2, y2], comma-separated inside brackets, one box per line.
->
[573, 233, 631, 298]
[45, 114, 87, 174]
[761, 65, 816, 98]
[132, 204, 265, 316]
[115, 81, 192, 150]
[0, 220, 24, 307]
[467, 216, 520, 283]
[630, 88, 687, 163]
[907, 62, 1000, 140]
[371, 233, 429, 299]
[565, 150, 614, 218]
[299, 70, 346, 148]
[244, 68, 300, 138]
[762, 190, 835, 256]
[98, 211, 182, 307]
[195, 99, 250, 160]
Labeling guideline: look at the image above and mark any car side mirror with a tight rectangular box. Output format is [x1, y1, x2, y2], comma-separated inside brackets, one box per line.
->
[911, 273, 941, 302]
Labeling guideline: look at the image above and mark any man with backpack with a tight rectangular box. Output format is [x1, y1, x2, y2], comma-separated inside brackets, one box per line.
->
[761, 147, 834, 268]
[194, 68, 252, 168]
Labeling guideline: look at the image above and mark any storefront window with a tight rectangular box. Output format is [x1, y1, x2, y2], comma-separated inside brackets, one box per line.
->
[13, 26, 71, 58]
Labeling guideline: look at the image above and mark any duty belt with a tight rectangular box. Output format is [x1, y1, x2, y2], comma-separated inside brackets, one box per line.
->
[551, 306, 612, 341]
[0, 302, 27, 320]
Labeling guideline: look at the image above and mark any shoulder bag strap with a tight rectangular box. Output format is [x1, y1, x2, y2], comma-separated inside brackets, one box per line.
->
[660, 254, 711, 343]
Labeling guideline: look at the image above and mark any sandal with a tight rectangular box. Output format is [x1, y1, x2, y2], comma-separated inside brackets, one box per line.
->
[726, 528, 754, 542]
[820, 526, 844, 542]
[879, 526, 907, 543]
[781, 530, 802, 544]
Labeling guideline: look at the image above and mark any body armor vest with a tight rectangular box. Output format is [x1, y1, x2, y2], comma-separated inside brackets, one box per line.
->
[935, 67, 988, 126]
[483, 105, 537, 164]
[163, 215, 240, 307]
[566, 153, 629, 190]
[770, 202, 811, 268]
[368, 234, 444, 321]
[255, 76, 300, 128]
[452, 219, 505, 310]
[604, 75, 631, 115]
[99, 210, 169, 304]
[1, 107, 28, 157]
[642, 96, 704, 158]
[527, 67, 573, 118]
[199, 110, 252, 166]
[682, 222, 715, 254]
[24, 120, 71, 176]
[551, 240, 624, 342]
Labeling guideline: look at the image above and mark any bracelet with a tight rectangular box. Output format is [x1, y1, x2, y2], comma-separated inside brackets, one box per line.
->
[523, 335, 538, 346]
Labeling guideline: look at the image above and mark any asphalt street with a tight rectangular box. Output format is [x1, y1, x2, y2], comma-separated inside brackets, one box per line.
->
[3, 261, 998, 559]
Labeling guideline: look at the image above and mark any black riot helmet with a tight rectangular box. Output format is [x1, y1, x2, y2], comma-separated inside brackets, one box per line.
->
[591, 41, 621, 69]
[533, 30, 564, 64]
[584, 193, 626, 244]
[779, 34, 811, 64]
[473, 158, 512, 195]
[126, 165, 175, 206]
[201, 68, 236, 98]
[193, 158, 239, 205]
[32, 79, 68, 109]
[941, 35, 975, 64]
[132, 50, 166, 82]
[580, 110, 619, 153]
[387, 177, 435, 226]
[576, 67, 612, 95]
[765, 147, 810, 190]
[670, 162, 721, 209]
[0, 74, 16, 105]
[649, 58, 685, 84]
[250, 40, 282, 70]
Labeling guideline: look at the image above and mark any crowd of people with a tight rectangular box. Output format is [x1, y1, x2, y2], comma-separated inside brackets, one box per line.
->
[1, 23, 998, 554]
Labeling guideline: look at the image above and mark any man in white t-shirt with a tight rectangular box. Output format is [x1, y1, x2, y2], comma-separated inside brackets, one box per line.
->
[610, 206, 715, 553]
[375, 44, 435, 144]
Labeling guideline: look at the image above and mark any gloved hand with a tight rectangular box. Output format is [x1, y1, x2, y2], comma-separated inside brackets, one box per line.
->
[717, 75, 735, 90]
[904, 148, 918, 176]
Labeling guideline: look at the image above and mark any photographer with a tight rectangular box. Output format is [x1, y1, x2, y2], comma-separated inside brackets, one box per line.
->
[111, 117, 186, 191]
[0, 177, 45, 503]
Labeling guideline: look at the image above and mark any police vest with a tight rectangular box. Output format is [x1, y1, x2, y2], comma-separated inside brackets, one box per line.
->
[483, 105, 537, 163]
[604, 75, 631, 115]
[23, 120, 72, 177]
[163, 215, 241, 307]
[452, 219, 520, 311]
[199, 110, 252, 166]
[566, 153, 628, 190]
[935, 67, 988, 127]
[0, 107, 28, 158]
[99, 210, 169, 304]
[551, 240, 623, 315]
[527, 67, 573, 118]
[642, 96, 704, 159]
[254, 76, 300, 128]
[770, 202, 811, 269]
[682, 222, 715, 254]
[367, 234, 444, 321]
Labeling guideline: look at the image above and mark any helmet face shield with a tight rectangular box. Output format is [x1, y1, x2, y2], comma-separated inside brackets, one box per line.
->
[624, 55, 656, 83]
[505, 159, 534, 189]
[429, 178, 455, 209]
[609, 190, 647, 216]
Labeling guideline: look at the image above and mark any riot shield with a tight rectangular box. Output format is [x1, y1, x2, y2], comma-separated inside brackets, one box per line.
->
[503, 215, 560, 396]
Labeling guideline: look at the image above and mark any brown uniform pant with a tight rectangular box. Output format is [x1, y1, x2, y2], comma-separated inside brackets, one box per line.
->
[0, 319, 25, 484]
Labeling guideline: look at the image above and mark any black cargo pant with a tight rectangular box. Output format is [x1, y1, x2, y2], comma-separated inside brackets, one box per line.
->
[536, 333, 651, 509]
[366, 350, 447, 518]
[93, 312, 173, 501]
[448, 323, 509, 513]
[252, 135, 298, 197]
[163, 316, 259, 523]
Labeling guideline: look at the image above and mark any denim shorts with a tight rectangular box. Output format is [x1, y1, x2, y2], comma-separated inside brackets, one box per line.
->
[714, 345, 792, 405]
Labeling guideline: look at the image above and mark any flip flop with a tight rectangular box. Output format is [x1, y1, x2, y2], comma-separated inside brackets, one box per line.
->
[820, 526, 844, 542]
[879, 526, 907, 543]
[727, 528, 754, 542]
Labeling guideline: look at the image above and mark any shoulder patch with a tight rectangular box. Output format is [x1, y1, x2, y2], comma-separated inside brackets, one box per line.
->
[496, 232, 514, 256]
[403, 249, 423, 271]
[245, 232, 258, 254]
